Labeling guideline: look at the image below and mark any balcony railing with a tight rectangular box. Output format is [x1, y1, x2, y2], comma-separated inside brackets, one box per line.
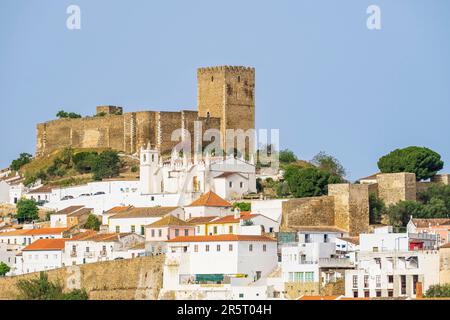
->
[70, 251, 77, 258]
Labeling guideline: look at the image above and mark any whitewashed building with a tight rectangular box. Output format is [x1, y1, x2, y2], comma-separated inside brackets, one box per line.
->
[161, 234, 278, 299]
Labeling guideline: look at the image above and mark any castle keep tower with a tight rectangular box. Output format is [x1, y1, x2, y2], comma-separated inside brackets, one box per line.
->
[197, 66, 255, 152]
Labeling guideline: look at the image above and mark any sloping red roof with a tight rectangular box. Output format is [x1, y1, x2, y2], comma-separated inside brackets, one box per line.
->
[53, 206, 84, 216]
[24, 227, 68, 236]
[105, 206, 134, 214]
[186, 216, 219, 224]
[28, 185, 53, 194]
[188, 191, 232, 207]
[167, 234, 276, 243]
[22, 238, 66, 251]
[208, 213, 258, 224]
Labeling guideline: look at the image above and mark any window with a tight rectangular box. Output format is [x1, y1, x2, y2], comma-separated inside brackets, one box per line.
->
[217, 245, 221, 252]
[373, 247, 379, 252]
[305, 272, 314, 282]
[197, 226, 200, 234]
[352, 275, 358, 288]
[364, 290, 370, 298]
[388, 290, 393, 297]
[229, 244, 233, 251]
[115, 226, 120, 233]
[324, 234, 328, 243]
[263, 244, 267, 252]
[140, 226, 145, 235]
[194, 245, 198, 252]
[184, 229, 189, 236]
[364, 275, 369, 288]
[151, 196, 155, 201]
[249, 244, 253, 252]
[376, 290, 382, 297]
[131, 225, 136, 233]
[213, 226, 218, 234]
[175, 229, 179, 237]
[206, 245, 210, 252]
[158, 229, 162, 237]
[400, 275, 406, 295]
[305, 234, 311, 243]
[229, 181, 233, 188]
[102, 245, 106, 252]
[86, 247, 90, 252]
[353, 291, 358, 298]
[72, 245, 76, 252]
[376, 275, 381, 288]
[228, 226, 233, 234]
[388, 275, 394, 283]
[151, 229, 155, 237]
[240, 182, 243, 188]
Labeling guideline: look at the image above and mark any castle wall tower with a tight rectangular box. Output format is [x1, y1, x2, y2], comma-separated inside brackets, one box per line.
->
[197, 66, 255, 153]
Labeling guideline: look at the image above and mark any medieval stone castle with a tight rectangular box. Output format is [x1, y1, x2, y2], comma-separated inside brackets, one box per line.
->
[36, 66, 255, 157]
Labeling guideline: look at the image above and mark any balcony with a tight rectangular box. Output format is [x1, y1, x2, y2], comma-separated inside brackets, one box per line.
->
[99, 251, 107, 257]
[70, 251, 77, 258]
[84, 252, 94, 259]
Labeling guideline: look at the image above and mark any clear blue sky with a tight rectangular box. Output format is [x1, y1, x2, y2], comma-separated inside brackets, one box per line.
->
[1, 0, 450, 181]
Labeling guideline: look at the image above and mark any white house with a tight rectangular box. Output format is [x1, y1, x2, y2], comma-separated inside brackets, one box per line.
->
[344, 228, 440, 298]
[16, 238, 66, 275]
[183, 191, 233, 219]
[24, 185, 52, 203]
[0, 227, 68, 250]
[161, 234, 278, 299]
[63, 232, 144, 266]
[107, 206, 184, 235]
[50, 206, 92, 228]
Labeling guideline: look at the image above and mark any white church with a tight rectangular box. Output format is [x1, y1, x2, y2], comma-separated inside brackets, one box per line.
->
[25, 144, 257, 214]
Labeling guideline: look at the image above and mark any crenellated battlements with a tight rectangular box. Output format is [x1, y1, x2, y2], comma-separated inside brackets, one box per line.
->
[197, 65, 255, 74]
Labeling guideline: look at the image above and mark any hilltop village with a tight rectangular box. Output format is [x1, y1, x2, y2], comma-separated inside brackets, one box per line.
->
[1, 66, 450, 300]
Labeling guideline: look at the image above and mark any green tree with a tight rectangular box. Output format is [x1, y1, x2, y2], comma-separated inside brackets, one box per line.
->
[278, 149, 297, 164]
[83, 214, 101, 231]
[276, 180, 291, 197]
[73, 151, 98, 173]
[386, 200, 427, 228]
[377, 146, 444, 181]
[56, 110, 81, 119]
[92, 150, 121, 181]
[311, 151, 347, 180]
[425, 284, 450, 298]
[16, 198, 39, 223]
[10, 153, 32, 171]
[16, 272, 88, 300]
[418, 184, 450, 215]
[0, 262, 10, 276]
[369, 193, 385, 224]
[284, 166, 341, 198]
[233, 202, 251, 212]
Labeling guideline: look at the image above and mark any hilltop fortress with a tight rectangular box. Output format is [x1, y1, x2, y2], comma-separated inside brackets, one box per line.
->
[36, 66, 255, 157]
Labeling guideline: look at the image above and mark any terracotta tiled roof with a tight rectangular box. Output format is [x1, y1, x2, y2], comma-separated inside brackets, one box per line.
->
[68, 208, 92, 217]
[0, 229, 30, 237]
[27, 185, 53, 194]
[412, 218, 450, 228]
[105, 206, 133, 214]
[70, 230, 97, 240]
[109, 207, 179, 219]
[186, 216, 219, 224]
[208, 213, 258, 224]
[68, 232, 134, 242]
[147, 215, 190, 228]
[167, 234, 277, 243]
[53, 206, 85, 216]
[187, 191, 232, 207]
[22, 238, 66, 251]
[23, 227, 69, 236]
[0, 227, 68, 237]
